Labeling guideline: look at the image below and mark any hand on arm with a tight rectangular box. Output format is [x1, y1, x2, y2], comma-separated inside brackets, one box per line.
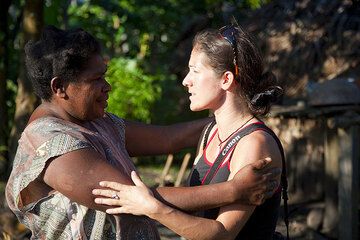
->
[231, 157, 281, 205]
[93, 171, 160, 216]
[152, 158, 281, 211]
[93, 172, 235, 240]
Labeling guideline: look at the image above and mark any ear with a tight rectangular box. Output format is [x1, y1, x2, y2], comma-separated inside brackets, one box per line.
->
[221, 71, 236, 90]
[50, 77, 67, 98]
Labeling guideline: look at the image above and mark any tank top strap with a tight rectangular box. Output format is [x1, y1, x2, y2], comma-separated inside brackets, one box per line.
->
[202, 120, 217, 150]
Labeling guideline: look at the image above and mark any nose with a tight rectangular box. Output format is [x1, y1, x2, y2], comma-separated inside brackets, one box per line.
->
[182, 73, 191, 87]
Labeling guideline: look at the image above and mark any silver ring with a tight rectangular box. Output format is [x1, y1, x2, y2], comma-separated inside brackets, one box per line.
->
[111, 194, 120, 200]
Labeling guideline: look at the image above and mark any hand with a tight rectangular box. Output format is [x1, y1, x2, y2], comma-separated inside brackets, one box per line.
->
[92, 171, 160, 216]
[231, 157, 281, 205]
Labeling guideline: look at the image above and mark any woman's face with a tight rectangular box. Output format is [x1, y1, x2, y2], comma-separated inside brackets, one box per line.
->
[65, 54, 111, 121]
[182, 49, 224, 111]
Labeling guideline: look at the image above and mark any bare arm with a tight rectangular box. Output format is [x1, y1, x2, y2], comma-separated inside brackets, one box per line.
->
[93, 172, 238, 240]
[43, 148, 133, 211]
[152, 158, 280, 211]
[124, 117, 212, 156]
[92, 158, 280, 213]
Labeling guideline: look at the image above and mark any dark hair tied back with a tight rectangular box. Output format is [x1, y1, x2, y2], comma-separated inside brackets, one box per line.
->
[248, 71, 283, 116]
[251, 86, 283, 106]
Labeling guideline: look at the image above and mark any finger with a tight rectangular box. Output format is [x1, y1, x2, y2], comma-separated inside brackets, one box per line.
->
[252, 193, 265, 206]
[92, 189, 119, 198]
[264, 180, 277, 192]
[252, 157, 272, 170]
[99, 181, 125, 191]
[106, 207, 126, 214]
[131, 171, 146, 187]
[94, 197, 121, 206]
[262, 167, 282, 179]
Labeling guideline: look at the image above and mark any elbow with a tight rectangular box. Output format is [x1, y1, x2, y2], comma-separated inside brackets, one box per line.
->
[205, 222, 234, 240]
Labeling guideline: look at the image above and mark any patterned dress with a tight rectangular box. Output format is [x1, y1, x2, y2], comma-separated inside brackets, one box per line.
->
[6, 113, 160, 240]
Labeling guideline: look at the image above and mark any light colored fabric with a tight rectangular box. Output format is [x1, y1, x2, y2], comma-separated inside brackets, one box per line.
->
[6, 113, 160, 240]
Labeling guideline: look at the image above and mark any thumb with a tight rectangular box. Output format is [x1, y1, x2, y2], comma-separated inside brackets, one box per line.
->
[252, 157, 272, 170]
[131, 171, 146, 187]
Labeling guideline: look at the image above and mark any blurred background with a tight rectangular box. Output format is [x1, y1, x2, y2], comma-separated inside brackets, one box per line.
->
[0, 0, 359, 239]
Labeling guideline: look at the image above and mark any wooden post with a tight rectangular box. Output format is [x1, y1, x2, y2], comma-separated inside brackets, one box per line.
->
[175, 153, 191, 187]
[338, 125, 359, 240]
[159, 154, 173, 187]
[323, 122, 339, 237]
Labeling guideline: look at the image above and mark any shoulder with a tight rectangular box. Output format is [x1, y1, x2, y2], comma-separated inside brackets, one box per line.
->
[230, 126, 282, 173]
[24, 117, 88, 144]
[104, 112, 125, 126]
[94, 112, 126, 137]
[19, 117, 92, 160]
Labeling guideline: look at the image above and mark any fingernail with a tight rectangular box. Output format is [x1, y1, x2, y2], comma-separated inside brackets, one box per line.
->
[99, 182, 104, 186]
[94, 198, 100, 203]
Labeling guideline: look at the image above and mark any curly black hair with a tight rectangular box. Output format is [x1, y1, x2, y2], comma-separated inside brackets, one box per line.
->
[25, 25, 101, 101]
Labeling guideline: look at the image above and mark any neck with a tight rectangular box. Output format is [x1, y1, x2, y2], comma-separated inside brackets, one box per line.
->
[213, 96, 254, 141]
[34, 101, 87, 127]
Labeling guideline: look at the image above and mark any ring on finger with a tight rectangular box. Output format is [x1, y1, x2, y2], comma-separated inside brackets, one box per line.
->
[111, 193, 120, 200]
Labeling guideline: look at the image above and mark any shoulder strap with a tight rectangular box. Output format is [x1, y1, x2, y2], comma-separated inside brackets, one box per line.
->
[254, 125, 289, 240]
[202, 120, 217, 150]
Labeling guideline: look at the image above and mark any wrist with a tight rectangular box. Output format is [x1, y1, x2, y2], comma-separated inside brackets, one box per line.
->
[147, 199, 171, 220]
[229, 178, 242, 203]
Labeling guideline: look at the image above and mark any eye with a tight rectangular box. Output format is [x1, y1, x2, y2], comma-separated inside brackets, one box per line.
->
[189, 67, 199, 74]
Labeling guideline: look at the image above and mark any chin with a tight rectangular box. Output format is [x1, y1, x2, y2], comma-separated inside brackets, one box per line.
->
[90, 111, 105, 120]
[189, 105, 203, 112]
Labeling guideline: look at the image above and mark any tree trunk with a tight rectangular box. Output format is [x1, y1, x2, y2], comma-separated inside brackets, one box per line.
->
[0, 0, 12, 180]
[8, 0, 44, 172]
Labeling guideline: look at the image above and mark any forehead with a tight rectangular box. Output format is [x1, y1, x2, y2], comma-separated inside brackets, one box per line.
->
[81, 54, 107, 75]
[189, 49, 210, 67]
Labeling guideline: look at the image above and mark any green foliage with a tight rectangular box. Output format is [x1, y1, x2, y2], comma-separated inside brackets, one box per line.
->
[4, 0, 272, 129]
[241, 0, 271, 9]
[44, 0, 62, 26]
[6, 80, 17, 128]
[106, 57, 161, 123]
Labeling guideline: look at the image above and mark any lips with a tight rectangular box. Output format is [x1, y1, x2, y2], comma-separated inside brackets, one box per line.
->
[189, 91, 196, 98]
[97, 95, 109, 109]
[98, 94, 109, 102]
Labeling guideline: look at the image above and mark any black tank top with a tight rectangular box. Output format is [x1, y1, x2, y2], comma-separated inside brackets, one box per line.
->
[187, 122, 282, 240]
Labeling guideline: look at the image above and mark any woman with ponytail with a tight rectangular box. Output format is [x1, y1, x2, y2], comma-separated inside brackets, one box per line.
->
[93, 25, 286, 240]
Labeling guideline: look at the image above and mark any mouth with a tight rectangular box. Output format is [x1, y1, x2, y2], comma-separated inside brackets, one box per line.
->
[97, 94, 109, 105]
[188, 92, 196, 100]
